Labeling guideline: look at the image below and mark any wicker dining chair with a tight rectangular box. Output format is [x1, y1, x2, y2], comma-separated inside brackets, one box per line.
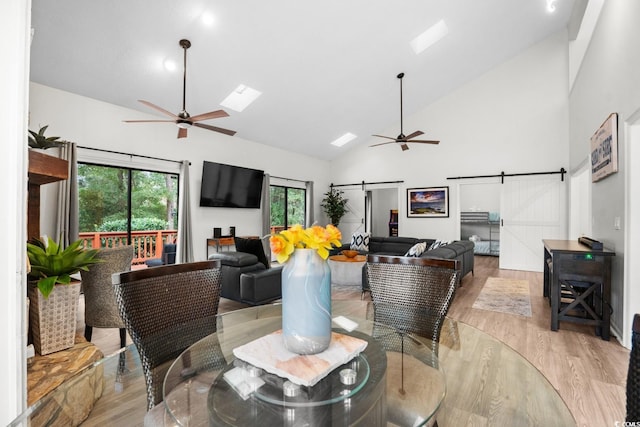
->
[365, 255, 459, 361]
[112, 260, 224, 410]
[80, 245, 134, 348]
[627, 313, 640, 422]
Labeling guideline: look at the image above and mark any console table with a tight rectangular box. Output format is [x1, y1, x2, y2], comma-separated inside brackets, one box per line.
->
[206, 236, 236, 258]
[543, 239, 615, 340]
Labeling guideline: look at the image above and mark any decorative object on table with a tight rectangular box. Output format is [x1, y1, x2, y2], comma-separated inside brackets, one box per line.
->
[472, 277, 532, 317]
[321, 187, 348, 226]
[232, 330, 368, 387]
[407, 186, 449, 218]
[341, 249, 359, 258]
[27, 237, 100, 355]
[590, 112, 618, 182]
[270, 224, 342, 354]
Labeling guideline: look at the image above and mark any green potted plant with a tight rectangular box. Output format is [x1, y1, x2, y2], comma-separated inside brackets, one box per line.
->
[321, 187, 349, 226]
[27, 237, 100, 355]
[28, 125, 69, 150]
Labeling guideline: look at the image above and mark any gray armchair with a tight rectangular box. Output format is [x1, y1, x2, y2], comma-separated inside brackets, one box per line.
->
[80, 245, 134, 348]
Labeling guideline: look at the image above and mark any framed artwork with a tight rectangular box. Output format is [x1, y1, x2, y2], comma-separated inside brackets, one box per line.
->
[591, 113, 618, 182]
[407, 186, 449, 218]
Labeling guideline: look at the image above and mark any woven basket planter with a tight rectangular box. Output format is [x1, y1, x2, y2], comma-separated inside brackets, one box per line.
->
[28, 281, 81, 355]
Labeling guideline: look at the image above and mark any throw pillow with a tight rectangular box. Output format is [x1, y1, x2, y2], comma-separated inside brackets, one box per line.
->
[350, 232, 371, 252]
[404, 241, 427, 257]
[428, 239, 452, 250]
[234, 237, 270, 269]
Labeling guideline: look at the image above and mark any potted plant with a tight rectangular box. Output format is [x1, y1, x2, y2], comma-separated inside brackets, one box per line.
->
[27, 237, 100, 355]
[321, 187, 349, 226]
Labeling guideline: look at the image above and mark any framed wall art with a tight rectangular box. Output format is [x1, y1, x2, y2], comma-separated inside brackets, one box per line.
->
[407, 186, 449, 218]
[591, 113, 618, 182]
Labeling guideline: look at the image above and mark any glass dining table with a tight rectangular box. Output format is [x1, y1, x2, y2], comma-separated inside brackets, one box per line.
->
[10, 300, 576, 427]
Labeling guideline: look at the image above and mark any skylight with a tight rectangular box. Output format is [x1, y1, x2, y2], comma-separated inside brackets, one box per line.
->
[331, 132, 357, 147]
[410, 20, 449, 55]
[220, 85, 262, 112]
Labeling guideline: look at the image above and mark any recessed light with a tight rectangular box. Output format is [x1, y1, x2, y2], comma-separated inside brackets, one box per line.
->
[201, 11, 216, 26]
[331, 132, 357, 147]
[220, 85, 262, 112]
[410, 19, 449, 55]
[163, 58, 177, 72]
[546, 0, 557, 13]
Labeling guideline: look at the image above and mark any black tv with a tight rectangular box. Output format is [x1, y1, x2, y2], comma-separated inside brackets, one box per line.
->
[199, 161, 264, 208]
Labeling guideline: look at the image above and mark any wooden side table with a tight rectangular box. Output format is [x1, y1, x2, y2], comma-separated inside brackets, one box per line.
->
[328, 254, 366, 287]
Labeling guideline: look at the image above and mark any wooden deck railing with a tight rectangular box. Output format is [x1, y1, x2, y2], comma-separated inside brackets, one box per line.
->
[78, 230, 178, 265]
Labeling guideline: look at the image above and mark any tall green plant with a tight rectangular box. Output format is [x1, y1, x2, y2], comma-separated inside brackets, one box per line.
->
[321, 188, 348, 226]
[27, 237, 100, 298]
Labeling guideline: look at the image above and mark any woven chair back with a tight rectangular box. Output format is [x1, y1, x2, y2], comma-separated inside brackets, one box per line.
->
[365, 255, 459, 361]
[81, 245, 134, 329]
[628, 313, 640, 422]
[112, 260, 223, 410]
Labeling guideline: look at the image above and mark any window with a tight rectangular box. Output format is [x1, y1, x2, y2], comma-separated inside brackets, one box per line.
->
[77, 163, 179, 265]
[270, 185, 306, 233]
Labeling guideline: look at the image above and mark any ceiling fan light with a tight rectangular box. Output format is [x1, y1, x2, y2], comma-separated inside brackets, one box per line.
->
[410, 19, 449, 55]
[176, 120, 192, 129]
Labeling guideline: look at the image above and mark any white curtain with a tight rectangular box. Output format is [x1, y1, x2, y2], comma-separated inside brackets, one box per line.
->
[305, 181, 314, 226]
[261, 173, 271, 257]
[177, 160, 193, 263]
[55, 142, 79, 247]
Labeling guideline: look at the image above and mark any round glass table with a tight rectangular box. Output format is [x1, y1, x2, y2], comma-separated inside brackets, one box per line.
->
[161, 303, 446, 426]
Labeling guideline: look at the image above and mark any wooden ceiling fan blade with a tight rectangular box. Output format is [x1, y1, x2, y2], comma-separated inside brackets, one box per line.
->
[407, 139, 440, 144]
[138, 100, 178, 119]
[372, 134, 398, 141]
[123, 119, 176, 123]
[189, 110, 230, 122]
[404, 130, 424, 140]
[370, 141, 396, 147]
[400, 144, 409, 151]
[193, 122, 237, 136]
[177, 128, 188, 139]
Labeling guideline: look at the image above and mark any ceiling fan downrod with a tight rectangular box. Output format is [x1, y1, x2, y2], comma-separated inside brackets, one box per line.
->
[179, 39, 191, 117]
[398, 72, 405, 139]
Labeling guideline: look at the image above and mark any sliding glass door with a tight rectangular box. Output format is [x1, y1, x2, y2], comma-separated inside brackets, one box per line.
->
[77, 163, 179, 266]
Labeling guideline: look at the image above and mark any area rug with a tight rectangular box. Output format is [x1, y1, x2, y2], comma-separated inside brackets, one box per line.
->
[472, 277, 532, 317]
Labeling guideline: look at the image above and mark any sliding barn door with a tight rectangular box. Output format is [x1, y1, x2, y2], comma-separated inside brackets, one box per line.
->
[336, 188, 366, 244]
[499, 176, 567, 271]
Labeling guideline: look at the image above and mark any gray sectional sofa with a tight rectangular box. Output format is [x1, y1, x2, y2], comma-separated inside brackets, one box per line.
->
[334, 236, 475, 284]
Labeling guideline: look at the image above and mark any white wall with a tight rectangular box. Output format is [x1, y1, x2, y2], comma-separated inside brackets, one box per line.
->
[371, 188, 398, 236]
[330, 31, 570, 241]
[29, 83, 332, 261]
[568, 0, 640, 341]
[1, 0, 30, 422]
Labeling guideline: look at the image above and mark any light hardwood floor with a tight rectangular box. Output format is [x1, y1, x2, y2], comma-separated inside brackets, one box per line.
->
[76, 256, 629, 426]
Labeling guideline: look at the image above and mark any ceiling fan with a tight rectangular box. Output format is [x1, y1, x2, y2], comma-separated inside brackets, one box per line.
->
[124, 39, 236, 139]
[371, 72, 439, 151]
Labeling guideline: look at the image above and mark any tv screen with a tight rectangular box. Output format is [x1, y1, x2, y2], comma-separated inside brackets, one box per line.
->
[199, 161, 264, 208]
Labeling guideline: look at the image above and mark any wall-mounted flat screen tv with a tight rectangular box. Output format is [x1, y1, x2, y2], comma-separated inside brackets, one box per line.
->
[199, 161, 264, 208]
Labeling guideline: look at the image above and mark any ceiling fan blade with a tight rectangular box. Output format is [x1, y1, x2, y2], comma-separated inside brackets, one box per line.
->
[189, 110, 230, 122]
[369, 141, 397, 147]
[138, 100, 179, 119]
[407, 139, 440, 144]
[123, 119, 176, 123]
[401, 143, 409, 151]
[372, 134, 398, 141]
[177, 128, 188, 139]
[404, 130, 424, 140]
[193, 122, 237, 136]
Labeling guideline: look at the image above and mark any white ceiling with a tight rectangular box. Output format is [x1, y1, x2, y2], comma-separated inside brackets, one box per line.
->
[30, 0, 577, 161]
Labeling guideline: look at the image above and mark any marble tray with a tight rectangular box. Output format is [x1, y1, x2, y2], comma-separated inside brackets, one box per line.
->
[232, 330, 368, 387]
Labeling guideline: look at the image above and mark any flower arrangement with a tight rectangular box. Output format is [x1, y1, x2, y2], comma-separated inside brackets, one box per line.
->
[270, 224, 342, 263]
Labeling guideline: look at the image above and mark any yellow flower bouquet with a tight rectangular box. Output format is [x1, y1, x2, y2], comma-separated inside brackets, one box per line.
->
[269, 224, 342, 264]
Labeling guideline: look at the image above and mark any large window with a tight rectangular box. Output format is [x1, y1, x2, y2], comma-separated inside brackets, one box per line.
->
[270, 185, 306, 233]
[78, 163, 179, 264]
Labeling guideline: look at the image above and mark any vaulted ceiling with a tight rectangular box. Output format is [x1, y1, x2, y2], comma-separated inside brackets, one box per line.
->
[30, 0, 577, 160]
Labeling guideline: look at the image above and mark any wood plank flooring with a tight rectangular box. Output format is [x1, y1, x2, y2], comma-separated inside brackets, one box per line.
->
[76, 256, 629, 426]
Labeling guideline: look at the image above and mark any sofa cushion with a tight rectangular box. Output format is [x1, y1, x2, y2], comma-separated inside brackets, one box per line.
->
[209, 251, 259, 267]
[350, 232, 371, 252]
[369, 236, 419, 254]
[428, 239, 452, 250]
[235, 237, 270, 269]
[404, 242, 427, 257]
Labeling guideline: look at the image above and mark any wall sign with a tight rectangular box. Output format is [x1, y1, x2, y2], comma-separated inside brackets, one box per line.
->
[591, 113, 618, 182]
